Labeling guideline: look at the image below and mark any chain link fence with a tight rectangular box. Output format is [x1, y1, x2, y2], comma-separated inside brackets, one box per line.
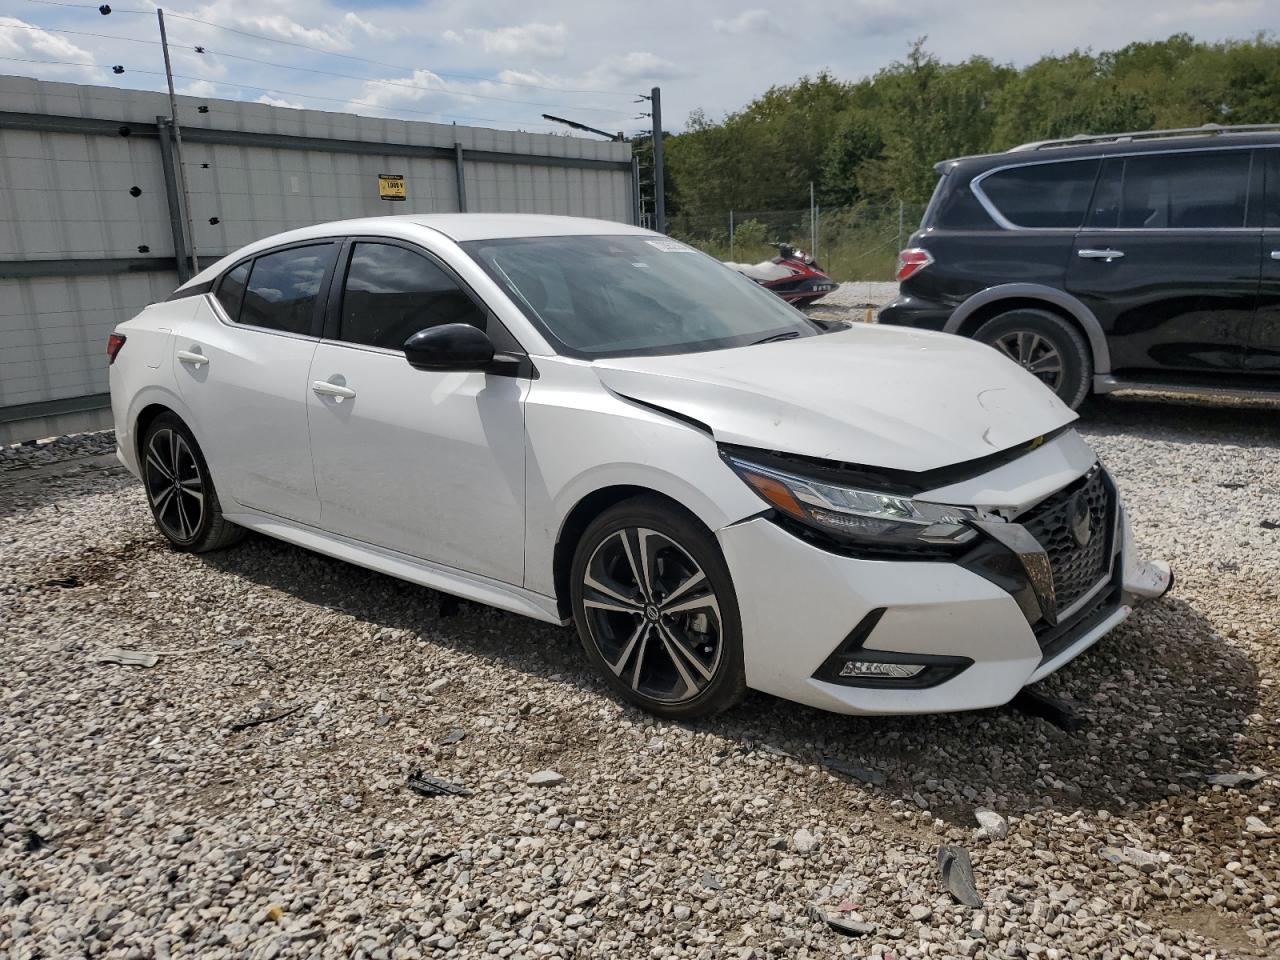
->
[667, 201, 928, 282]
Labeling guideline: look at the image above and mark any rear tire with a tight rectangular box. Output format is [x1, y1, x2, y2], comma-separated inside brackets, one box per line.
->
[973, 308, 1092, 409]
[140, 413, 244, 553]
[569, 496, 746, 720]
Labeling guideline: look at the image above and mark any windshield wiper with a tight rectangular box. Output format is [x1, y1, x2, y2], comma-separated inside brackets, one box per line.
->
[749, 331, 802, 346]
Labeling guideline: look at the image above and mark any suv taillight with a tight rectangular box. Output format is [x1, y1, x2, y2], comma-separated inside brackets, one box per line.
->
[107, 333, 126, 364]
[895, 248, 934, 282]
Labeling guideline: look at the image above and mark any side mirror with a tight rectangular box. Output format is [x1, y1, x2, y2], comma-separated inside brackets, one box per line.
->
[403, 323, 495, 371]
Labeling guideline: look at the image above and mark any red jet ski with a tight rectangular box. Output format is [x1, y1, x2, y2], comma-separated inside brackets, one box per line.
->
[724, 242, 838, 306]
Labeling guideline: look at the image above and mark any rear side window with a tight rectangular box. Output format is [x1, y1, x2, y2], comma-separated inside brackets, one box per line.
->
[239, 244, 335, 335]
[931, 181, 995, 230]
[339, 242, 487, 350]
[1088, 150, 1252, 229]
[215, 261, 248, 320]
[979, 160, 1099, 228]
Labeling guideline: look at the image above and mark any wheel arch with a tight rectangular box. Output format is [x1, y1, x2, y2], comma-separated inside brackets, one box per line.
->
[551, 485, 717, 620]
[944, 284, 1111, 375]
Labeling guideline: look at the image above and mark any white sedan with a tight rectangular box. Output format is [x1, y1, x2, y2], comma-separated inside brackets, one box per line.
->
[107, 214, 1172, 719]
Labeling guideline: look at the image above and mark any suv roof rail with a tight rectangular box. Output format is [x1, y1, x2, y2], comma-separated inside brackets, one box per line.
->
[1007, 122, 1280, 152]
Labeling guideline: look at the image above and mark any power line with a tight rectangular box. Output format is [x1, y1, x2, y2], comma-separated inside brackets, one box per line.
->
[0, 21, 629, 117]
[183, 47, 629, 117]
[19, 0, 631, 96]
[0, 56, 576, 130]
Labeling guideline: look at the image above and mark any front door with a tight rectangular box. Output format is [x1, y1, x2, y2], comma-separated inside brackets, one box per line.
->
[1066, 149, 1260, 375]
[175, 242, 338, 524]
[306, 240, 527, 585]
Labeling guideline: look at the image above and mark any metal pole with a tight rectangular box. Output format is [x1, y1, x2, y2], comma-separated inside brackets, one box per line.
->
[155, 117, 190, 283]
[729, 209, 734, 260]
[815, 204, 820, 263]
[631, 155, 641, 226]
[454, 142, 468, 212]
[650, 86, 665, 235]
[809, 181, 816, 256]
[897, 199, 905, 251]
[157, 9, 198, 274]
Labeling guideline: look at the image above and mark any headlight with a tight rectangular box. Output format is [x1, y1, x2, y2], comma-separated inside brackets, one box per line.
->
[725, 455, 993, 552]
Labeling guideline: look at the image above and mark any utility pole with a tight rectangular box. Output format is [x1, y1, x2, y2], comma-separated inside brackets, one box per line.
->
[650, 87, 665, 234]
[157, 8, 198, 274]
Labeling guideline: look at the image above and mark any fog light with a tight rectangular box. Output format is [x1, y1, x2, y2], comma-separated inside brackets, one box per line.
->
[839, 660, 926, 679]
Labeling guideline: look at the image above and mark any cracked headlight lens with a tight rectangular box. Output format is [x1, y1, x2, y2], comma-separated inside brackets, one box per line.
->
[726, 456, 990, 551]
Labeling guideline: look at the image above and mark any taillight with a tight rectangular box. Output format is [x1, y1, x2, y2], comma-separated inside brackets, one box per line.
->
[895, 248, 934, 282]
[107, 333, 126, 364]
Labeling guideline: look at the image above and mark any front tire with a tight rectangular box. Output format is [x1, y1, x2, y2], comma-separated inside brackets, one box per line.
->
[973, 308, 1092, 409]
[140, 413, 244, 552]
[569, 496, 746, 720]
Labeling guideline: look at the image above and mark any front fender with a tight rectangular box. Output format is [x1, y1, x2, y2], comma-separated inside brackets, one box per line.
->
[522, 362, 763, 598]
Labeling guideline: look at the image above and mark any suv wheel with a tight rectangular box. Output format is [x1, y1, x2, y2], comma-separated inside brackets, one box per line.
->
[141, 413, 245, 552]
[974, 308, 1092, 409]
[569, 496, 746, 720]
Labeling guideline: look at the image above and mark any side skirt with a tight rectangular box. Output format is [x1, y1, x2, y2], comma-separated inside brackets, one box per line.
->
[223, 510, 567, 625]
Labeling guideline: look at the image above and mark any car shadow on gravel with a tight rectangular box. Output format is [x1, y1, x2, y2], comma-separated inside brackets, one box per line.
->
[198, 532, 1260, 828]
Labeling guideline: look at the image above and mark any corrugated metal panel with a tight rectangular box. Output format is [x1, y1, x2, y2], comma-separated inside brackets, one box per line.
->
[0, 74, 634, 441]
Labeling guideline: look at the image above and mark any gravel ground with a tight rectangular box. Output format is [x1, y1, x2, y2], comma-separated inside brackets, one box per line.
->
[2, 390, 1278, 960]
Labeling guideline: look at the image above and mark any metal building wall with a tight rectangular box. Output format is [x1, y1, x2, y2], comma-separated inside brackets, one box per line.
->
[0, 74, 635, 444]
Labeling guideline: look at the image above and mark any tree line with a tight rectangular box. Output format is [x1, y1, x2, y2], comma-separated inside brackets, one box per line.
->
[654, 34, 1280, 219]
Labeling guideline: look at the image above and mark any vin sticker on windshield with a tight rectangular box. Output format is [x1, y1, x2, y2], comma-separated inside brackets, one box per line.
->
[645, 239, 695, 253]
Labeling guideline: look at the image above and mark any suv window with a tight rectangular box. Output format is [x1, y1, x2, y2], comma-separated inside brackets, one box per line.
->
[339, 242, 487, 350]
[215, 261, 249, 321]
[979, 160, 1099, 228]
[239, 244, 334, 335]
[1088, 150, 1251, 229]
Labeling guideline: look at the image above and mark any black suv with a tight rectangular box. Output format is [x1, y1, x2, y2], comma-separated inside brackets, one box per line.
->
[879, 124, 1280, 408]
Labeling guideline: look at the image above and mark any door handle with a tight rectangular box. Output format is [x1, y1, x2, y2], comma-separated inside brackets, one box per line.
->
[1271, 250, 1280, 260]
[176, 349, 209, 366]
[311, 380, 356, 400]
[1077, 248, 1125, 261]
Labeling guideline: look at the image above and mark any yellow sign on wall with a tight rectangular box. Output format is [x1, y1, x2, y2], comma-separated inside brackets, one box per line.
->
[378, 174, 406, 201]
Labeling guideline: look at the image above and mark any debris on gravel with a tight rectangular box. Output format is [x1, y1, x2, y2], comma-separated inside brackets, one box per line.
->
[974, 807, 1009, 840]
[3, 388, 1279, 959]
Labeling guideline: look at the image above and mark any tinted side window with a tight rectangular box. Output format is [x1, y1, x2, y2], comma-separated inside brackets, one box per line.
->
[239, 245, 334, 335]
[932, 181, 995, 229]
[1265, 149, 1280, 228]
[339, 242, 486, 350]
[980, 160, 1099, 228]
[215, 261, 249, 321]
[1119, 151, 1251, 229]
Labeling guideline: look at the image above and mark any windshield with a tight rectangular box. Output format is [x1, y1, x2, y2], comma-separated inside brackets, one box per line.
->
[462, 235, 819, 358]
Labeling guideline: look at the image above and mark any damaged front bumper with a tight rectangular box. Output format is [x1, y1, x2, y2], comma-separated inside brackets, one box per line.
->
[716, 488, 1172, 717]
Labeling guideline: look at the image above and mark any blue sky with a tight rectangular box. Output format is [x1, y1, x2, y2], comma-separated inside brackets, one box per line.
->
[1, 0, 1277, 137]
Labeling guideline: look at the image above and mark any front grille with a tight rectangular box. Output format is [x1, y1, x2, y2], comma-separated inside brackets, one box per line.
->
[1019, 466, 1115, 616]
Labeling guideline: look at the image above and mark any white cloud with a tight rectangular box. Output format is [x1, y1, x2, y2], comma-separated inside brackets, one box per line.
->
[178, 79, 220, 97]
[256, 93, 305, 109]
[342, 11, 394, 42]
[443, 23, 567, 59]
[0, 16, 98, 80]
[712, 9, 770, 35]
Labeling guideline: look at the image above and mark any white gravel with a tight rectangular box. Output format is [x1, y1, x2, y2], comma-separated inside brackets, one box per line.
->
[2, 390, 1278, 960]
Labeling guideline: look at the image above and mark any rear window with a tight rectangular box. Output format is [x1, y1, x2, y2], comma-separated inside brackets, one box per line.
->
[238, 244, 335, 336]
[1088, 150, 1251, 229]
[978, 160, 1100, 229]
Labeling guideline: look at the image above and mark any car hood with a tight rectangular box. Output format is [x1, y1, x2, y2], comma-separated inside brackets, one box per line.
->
[592, 325, 1076, 473]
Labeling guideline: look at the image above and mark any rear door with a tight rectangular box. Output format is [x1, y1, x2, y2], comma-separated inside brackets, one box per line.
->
[1252, 148, 1280, 375]
[176, 242, 337, 524]
[1065, 148, 1260, 374]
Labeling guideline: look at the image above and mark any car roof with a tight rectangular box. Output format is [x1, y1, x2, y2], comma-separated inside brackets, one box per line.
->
[937, 130, 1280, 177]
[179, 214, 655, 291]
[285, 213, 653, 243]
